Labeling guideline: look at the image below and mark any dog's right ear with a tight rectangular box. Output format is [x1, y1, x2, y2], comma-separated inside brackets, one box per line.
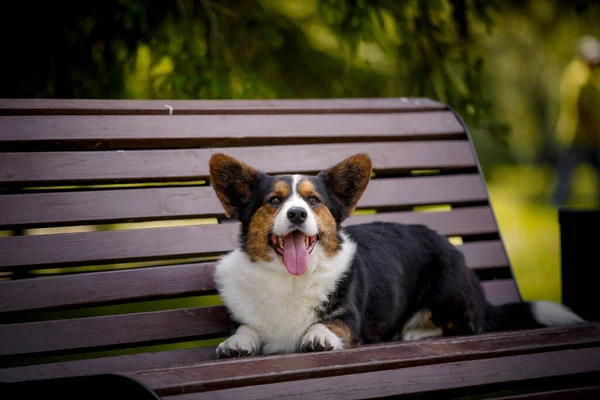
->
[209, 153, 260, 219]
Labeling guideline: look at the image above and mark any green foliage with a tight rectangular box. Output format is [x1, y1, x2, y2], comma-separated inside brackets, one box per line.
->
[2, 1, 499, 124]
[2, 0, 598, 168]
[479, 1, 600, 168]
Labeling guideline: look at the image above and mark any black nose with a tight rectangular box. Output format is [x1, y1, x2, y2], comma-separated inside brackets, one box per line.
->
[287, 207, 308, 224]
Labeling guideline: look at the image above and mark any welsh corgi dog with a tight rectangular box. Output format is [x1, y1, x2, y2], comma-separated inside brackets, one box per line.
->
[209, 153, 585, 358]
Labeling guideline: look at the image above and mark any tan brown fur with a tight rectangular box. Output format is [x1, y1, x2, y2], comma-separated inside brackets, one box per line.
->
[246, 204, 277, 262]
[246, 179, 292, 261]
[412, 309, 438, 329]
[323, 320, 356, 348]
[273, 180, 291, 198]
[313, 207, 339, 258]
[298, 179, 339, 257]
[297, 180, 316, 198]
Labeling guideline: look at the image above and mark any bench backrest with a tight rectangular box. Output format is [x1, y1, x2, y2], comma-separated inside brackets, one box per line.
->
[0, 98, 520, 381]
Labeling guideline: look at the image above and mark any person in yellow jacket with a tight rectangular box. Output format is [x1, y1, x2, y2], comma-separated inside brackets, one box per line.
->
[552, 35, 600, 207]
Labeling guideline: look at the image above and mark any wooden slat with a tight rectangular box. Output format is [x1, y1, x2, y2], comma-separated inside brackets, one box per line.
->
[161, 348, 600, 400]
[483, 279, 522, 304]
[0, 98, 445, 115]
[345, 206, 498, 234]
[2, 323, 598, 385]
[0, 241, 507, 314]
[359, 174, 486, 208]
[0, 223, 237, 270]
[0, 206, 499, 270]
[0, 112, 464, 151]
[0, 140, 476, 186]
[0, 174, 486, 228]
[0, 282, 521, 358]
[0, 262, 217, 314]
[0, 306, 229, 357]
[459, 241, 509, 270]
[0, 346, 219, 383]
[130, 324, 600, 396]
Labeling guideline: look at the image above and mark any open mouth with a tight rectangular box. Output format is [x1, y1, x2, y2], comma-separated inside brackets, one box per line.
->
[269, 231, 318, 276]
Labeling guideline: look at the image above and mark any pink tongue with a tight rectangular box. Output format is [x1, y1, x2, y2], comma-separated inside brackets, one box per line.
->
[283, 232, 309, 276]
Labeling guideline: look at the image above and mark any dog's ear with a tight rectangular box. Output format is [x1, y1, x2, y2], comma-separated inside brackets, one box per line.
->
[209, 153, 260, 219]
[318, 153, 372, 219]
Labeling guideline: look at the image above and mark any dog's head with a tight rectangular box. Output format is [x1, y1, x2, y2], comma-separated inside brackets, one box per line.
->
[209, 153, 372, 275]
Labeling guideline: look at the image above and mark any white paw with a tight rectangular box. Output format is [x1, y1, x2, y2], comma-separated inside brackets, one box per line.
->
[216, 332, 258, 358]
[402, 328, 443, 341]
[300, 323, 344, 352]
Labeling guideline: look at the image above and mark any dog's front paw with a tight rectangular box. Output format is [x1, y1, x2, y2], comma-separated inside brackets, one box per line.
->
[216, 333, 258, 359]
[300, 323, 343, 352]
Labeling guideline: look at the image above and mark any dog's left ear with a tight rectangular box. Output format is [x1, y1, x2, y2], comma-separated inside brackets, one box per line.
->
[318, 153, 372, 219]
[209, 153, 260, 219]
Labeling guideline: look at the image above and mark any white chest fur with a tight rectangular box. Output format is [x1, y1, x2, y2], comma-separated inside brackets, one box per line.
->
[213, 233, 356, 354]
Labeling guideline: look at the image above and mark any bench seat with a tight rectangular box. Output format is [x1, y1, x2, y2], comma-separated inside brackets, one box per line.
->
[1, 98, 598, 399]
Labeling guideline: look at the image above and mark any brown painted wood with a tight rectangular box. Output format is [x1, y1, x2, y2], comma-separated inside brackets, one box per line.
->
[0, 283, 518, 358]
[0, 262, 217, 313]
[0, 98, 445, 115]
[0, 241, 507, 314]
[0, 112, 464, 151]
[493, 385, 600, 399]
[0, 206, 499, 269]
[344, 206, 498, 234]
[0, 346, 218, 383]
[0, 222, 237, 270]
[0, 140, 475, 186]
[483, 279, 522, 304]
[0, 174, 486, 228]
[358, 174, 486, 208]
[130, 324, 600, 396]
[459, 241, 509, 270]
[0, 306, 229, 357]
[160, 347, 600, 400]
[2, 324, 597, 385]
[0, 186, 224, 227]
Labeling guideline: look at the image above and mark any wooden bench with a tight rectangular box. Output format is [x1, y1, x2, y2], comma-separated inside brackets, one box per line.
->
[1, 98, 599, 399]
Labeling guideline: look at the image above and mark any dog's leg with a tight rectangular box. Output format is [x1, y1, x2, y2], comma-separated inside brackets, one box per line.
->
[426, 239, 489, 336]
[216, 325, 262, 358]
[429, 283, 486, 337]
[430, 275, 487, 336]
[400, 310, 443, 341]
[300, 320, 353, 352]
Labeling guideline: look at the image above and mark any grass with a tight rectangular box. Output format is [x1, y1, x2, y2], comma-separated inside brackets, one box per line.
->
[486, 163, 598, 303]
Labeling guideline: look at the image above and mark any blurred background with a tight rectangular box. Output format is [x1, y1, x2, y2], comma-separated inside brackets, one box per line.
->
[2, 0, 599, 303]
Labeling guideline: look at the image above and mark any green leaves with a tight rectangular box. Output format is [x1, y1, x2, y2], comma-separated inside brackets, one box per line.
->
[3, 0, 497, 126]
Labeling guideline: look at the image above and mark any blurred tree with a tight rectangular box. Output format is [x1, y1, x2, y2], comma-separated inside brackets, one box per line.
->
[2, 0, 598, 173]
[1, 1, 179, 98]
[1, 1, 495, 120]
[479, 0, 600, 167]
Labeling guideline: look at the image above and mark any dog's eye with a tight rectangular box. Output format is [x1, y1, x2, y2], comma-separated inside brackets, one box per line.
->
[308, 196, 320, 205]
[269, 196, 282, 205]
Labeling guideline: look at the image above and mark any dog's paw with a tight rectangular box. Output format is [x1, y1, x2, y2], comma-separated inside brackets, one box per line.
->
[216, 333, 258, 359]
[300, 323, 344, 352]
[401, 328, 443, 341]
